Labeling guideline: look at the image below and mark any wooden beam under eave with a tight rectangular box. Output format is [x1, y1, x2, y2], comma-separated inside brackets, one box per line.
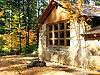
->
[82, 34, 100, 40]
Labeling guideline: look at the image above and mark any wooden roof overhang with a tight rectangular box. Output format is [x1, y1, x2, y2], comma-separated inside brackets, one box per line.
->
[81, 26, 100, 40]
[82, 33, 100, 40]
[38, 0, 71, 25]
[39, 0, 58, 24]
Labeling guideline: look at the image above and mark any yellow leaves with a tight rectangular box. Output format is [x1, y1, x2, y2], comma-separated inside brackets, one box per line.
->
[61, 0, 72, 9]
[60, 0, 85, 21]
[0, 10, 4, 17]
[77, 0, 84, 4]
[0, 18, 5, 21]
[13, 14, 18, 20]
[13, 13, 23, 20]
[3, 34, 19, 49]
[16, 29, 37, 47]
[17, 28, 21, 33]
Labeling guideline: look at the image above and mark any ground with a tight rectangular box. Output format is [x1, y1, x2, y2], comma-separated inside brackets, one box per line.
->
[0, 55, 100, 75]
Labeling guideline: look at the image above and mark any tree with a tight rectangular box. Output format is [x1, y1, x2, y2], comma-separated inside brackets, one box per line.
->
[0, 0, 48, 54]
[0, 0, 5, 8]
[0, 36, 6, 50]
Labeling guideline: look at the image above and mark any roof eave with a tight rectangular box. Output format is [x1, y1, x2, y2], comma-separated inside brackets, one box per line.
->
[38, 0, 58, 24]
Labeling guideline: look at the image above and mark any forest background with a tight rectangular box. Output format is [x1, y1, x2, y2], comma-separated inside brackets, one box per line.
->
[0, 0, 48, 55]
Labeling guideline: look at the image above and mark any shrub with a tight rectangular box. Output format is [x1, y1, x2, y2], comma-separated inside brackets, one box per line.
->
[21, 44, 38, 54]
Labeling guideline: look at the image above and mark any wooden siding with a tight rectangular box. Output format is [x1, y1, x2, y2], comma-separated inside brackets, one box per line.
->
[44, 5, 69, 24]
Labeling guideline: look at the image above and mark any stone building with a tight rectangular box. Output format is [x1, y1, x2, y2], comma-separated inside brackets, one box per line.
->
[38, 0, 100, 67]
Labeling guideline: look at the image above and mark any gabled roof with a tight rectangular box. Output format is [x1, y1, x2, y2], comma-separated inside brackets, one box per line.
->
[39, 0, 58, 24]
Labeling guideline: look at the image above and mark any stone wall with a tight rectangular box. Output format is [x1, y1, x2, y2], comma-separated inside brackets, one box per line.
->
[38, 23, 71, 64]
[38, 20, 100, 68]
[44, 48, 71, 65]
[38, 24, 47, 61]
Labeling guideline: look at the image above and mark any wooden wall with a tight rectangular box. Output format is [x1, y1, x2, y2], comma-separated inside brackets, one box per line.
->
[44, 5, 69, 24]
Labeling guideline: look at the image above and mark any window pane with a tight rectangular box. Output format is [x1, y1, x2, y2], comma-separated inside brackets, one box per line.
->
[66, 31, 70, 38]
[54, 32, 58, 38]
[54, 40, 58, 45]
[59, 23, 64, 30]
[49, 33, 52, 38]
[59, 39, 64, 45]
[66, 39, 70, 46]
[60, 31, 64, 38]
[66, 23, 70, 29]
[49, 40, 53, 45]
[49, 25, 52, 31]
[54, 24, 58, 30]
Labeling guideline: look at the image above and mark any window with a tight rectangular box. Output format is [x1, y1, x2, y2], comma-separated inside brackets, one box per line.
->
[54, 32, 58, 38]
[66, 31, 70, 38]
[66, 39, 70, 46]
[49, 33, 52, 38]
[60, 31, 64, 38]
[54, 40, 58, 45]
[59, 23, 64, 30]
[47, 22, 70, 47]
[54, 24, 58, 30]
[60, 40, 64, 45]
[49, 25, 52, 31]
[49, 40, 53, 45]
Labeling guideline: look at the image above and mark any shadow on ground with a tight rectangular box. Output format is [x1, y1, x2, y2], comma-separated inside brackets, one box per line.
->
[52, 66, 78, 72]
[0, 55, 100, 75]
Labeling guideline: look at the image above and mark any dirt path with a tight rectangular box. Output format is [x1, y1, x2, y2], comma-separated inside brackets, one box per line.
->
[0, 55, 100, 75]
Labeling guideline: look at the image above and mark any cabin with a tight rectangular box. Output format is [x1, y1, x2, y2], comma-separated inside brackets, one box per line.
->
[38, 0, 100, 68]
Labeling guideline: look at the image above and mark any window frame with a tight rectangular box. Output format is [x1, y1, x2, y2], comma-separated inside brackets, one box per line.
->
[47, 21, 70, 47]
